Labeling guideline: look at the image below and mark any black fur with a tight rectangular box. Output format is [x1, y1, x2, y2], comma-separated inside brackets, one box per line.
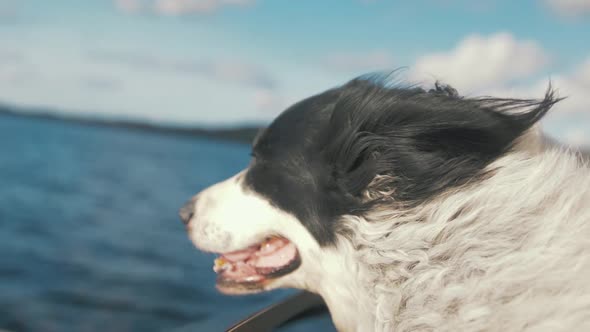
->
[244, 75, 560, 245]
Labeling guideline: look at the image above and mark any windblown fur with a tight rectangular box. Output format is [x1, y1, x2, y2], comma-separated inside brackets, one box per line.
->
[332, 147, 590, 331]
[182, 75, 590, 332]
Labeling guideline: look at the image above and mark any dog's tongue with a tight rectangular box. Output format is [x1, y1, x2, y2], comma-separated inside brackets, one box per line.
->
[253, 242, 297, 270]
[220, 245, 259, 262]
[219, 261, 264, 283]
[214, 237, 297, 282]
[220, 237, 291, 264]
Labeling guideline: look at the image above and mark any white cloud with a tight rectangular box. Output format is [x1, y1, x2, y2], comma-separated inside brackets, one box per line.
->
[486, 56, 590, 115]
[473, 55, 589, 148]
[565, 128, 589, 147]
[322, 50, 395, 73]
[409, 42, 589, 146]
[205, 60, 276, 89]
[0, 66, 37, 85]
[155, 0, 254, 15]
[115, 0, 143, 13]
[544, 0, 590, 17]
[253, 88, 284, 112]
[88, 51, 277, 89]
[411, 32, 549, 92]
[0, 49, 22, 63]
[550, 58, 590, 114]
[114, 0, 255, 16]
[0, 49, 33, 85]
[80, 76, 123, 91]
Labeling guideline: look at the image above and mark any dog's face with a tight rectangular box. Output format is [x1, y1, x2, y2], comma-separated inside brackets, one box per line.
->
[180, 87, 361, 295]
[180, 76, 556, 296]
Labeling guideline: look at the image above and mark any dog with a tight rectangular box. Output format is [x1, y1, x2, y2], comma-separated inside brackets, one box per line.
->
[179, 75, 590, 331]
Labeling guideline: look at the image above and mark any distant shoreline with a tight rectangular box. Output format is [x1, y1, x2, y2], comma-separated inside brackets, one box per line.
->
[0, 105, 263, 145]
[2, 104, 589, 158]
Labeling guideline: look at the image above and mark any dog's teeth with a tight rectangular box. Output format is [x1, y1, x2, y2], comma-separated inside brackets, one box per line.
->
[214, 257, 231, 273]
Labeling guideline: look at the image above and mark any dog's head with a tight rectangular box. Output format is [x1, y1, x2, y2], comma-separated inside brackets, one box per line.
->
[179, 76, 557, 296]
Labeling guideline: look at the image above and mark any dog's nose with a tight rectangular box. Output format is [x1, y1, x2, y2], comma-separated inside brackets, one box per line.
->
[179, 198, 196, 225]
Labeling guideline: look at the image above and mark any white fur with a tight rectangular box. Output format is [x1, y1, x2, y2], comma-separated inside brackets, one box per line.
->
[327, 147, 590, 331]
[187, 139, 590, 331]
[187, 170, 323, 292]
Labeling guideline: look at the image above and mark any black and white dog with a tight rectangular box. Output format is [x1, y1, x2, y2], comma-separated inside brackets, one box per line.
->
[180, 76, 590, 332]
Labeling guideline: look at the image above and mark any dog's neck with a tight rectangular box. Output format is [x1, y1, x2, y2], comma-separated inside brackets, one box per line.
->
[312, 148, 590, 331]
[310, 242, 377, 332]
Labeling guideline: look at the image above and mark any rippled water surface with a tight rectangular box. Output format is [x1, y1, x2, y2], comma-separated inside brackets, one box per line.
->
[0, 115, 335, 332]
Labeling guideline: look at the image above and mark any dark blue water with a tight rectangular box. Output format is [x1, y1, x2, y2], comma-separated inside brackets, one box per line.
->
[0, 115, 335, 332]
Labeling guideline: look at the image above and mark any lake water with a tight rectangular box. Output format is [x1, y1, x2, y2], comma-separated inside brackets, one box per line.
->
[0, 115, 335, 332]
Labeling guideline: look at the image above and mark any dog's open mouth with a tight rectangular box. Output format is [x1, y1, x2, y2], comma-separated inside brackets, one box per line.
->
[213, 236, 301, 294]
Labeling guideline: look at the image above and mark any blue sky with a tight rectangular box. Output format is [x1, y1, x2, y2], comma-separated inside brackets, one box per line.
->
[0, 0, 589, 144]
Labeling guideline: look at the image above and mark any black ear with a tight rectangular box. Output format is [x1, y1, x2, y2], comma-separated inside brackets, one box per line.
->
[322, 77, 561, 205]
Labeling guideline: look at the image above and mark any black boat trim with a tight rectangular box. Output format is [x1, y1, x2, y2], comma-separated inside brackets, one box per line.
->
[226, 291, 328, 332]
